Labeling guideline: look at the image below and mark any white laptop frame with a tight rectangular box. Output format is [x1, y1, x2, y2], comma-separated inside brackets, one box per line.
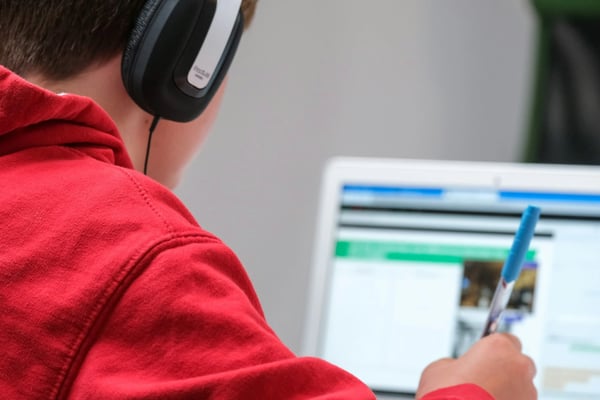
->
[303, 156, 600, 357]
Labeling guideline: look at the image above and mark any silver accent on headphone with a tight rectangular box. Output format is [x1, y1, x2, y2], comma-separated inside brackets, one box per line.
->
[187, 0, 241, 90]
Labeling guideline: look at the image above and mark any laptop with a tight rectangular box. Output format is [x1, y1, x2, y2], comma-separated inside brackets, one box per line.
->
[302, 157, 600, 400]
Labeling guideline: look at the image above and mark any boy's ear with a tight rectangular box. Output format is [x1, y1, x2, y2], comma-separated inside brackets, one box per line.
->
[121, 0, 244, 123]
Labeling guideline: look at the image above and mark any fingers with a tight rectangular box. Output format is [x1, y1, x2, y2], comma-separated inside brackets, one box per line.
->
[485, 333, 536, 379]
[416, 358, 456, 399]
[501, 333, 522, 351]
[522, 354, 537, 379]
[417, 336, 538, 400]
[488, 332, 522, 352]
[430, 357, 454, 366]
[419, 357, 454, 377]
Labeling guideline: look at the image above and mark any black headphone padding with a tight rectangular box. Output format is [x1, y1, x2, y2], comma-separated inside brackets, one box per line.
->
[122, 0, 163, 88]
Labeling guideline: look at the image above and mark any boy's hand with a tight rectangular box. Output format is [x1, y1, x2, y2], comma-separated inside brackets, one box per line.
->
[416, 333, 537, 400]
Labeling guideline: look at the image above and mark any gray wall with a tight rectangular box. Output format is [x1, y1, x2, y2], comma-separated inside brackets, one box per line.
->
[176, 0, 535, 353]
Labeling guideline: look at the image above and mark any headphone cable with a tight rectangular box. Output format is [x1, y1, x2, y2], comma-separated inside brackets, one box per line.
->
[143, 115, 161, 175]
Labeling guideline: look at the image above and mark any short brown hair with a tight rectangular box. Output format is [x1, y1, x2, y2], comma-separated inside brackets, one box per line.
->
[0, 0, 257, 81]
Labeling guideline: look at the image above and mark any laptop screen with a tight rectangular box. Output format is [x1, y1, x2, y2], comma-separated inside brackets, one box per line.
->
[304, 159, 600, 399]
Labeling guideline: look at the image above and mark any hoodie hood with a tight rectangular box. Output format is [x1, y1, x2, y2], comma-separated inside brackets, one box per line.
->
[0, 66, 133, 168]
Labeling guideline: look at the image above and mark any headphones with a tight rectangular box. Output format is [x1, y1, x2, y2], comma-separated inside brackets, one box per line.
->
[122, 0, 243, 122]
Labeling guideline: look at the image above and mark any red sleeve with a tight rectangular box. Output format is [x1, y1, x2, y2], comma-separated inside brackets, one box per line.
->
[68, 237, 376, 399]
[420, 384, 495, 400]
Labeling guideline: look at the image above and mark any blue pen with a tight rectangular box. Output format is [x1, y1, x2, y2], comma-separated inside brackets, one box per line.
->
[481, 205, 541, 337]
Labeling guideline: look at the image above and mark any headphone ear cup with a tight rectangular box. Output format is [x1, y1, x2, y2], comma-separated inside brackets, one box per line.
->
[121, 0, 162, 97]
[121, 0, 243, 123]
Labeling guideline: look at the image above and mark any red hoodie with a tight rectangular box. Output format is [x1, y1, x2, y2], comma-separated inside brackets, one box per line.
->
[0, 66, 493, 400]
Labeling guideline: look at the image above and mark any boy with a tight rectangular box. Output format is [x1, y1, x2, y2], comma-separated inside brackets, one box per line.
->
[0, 1, 536, 399]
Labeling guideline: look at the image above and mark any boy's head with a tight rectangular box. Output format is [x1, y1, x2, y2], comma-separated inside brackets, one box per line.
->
[0, 0, 258, 188]
[0, 0, 257, 81]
